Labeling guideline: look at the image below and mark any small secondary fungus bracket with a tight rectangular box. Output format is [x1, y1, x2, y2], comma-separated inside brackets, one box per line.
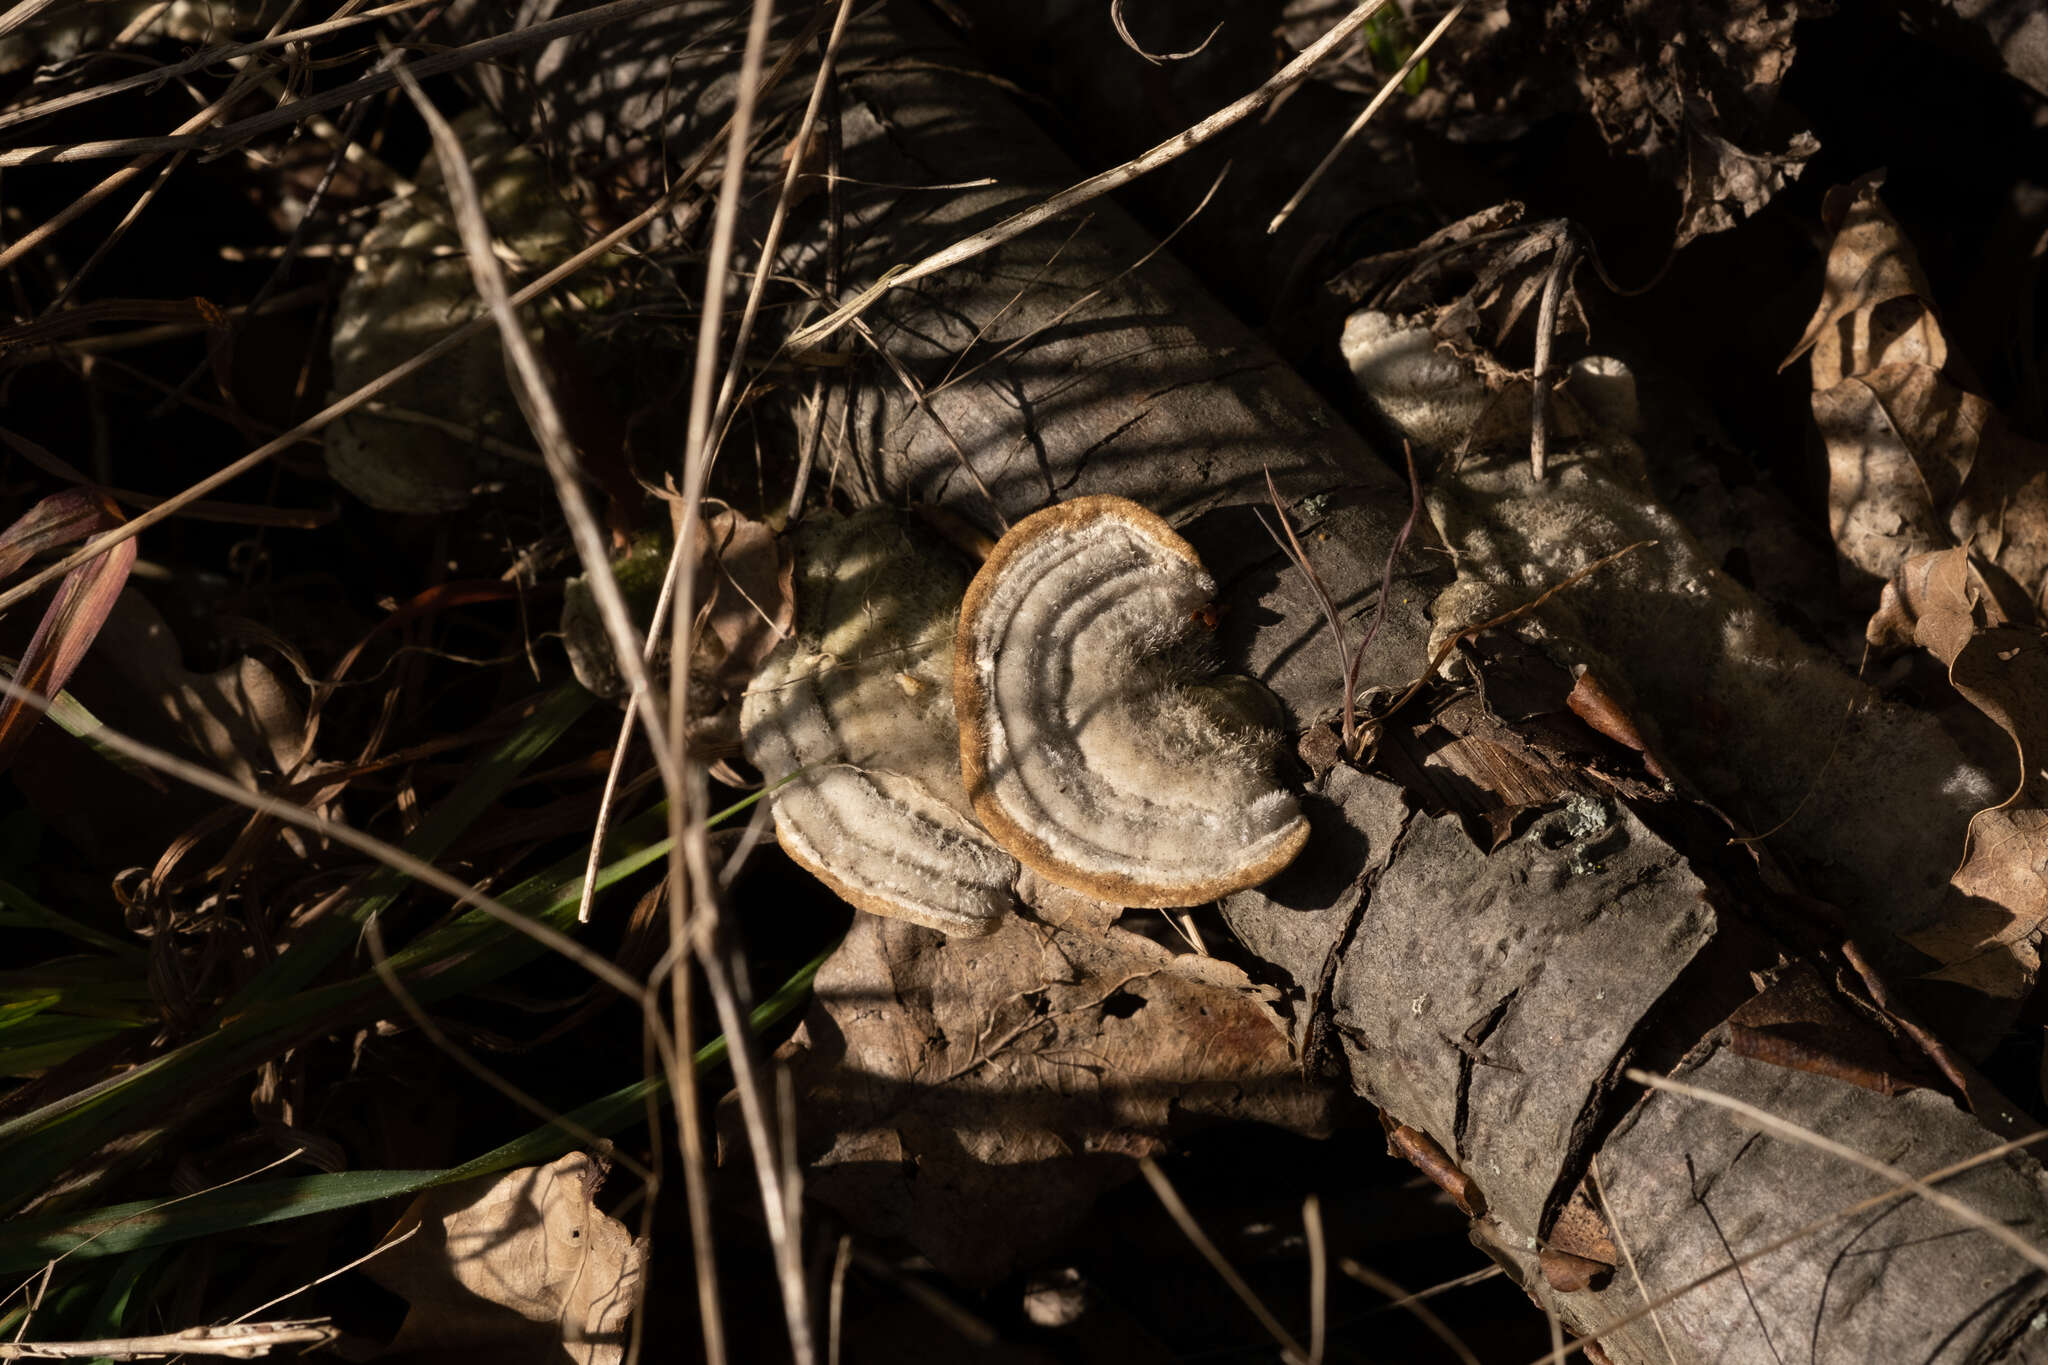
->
[741, 510, 1020, 936]
[955, 495, 1311, 907]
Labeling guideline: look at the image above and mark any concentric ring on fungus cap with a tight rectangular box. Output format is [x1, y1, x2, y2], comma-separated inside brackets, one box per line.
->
[955, 495, 1312, 907]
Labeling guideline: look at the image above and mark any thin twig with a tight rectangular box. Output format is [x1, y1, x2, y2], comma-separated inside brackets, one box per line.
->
[0, 1319, 337, 1359]
[1337, 1259, 1482, 1364]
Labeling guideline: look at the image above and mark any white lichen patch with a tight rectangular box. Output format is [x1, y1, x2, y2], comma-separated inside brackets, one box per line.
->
[956, 496, 1310, 907]
[742, 511, 1018, 935]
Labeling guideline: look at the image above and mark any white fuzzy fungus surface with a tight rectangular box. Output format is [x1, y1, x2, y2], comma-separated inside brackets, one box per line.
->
[741, 512, 1018, 935]
[956, 496, 1310, 907]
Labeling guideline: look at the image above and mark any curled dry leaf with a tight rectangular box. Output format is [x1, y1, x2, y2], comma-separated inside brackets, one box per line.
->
[0, 489, 137, 773]
[1386, 0, 1820, 252]
[1797, 176, 2048, 596]
[1870, 547, 2048, 996]
[741, 509, 1019, 936]
[364, 1152, 644, 1365]
[89, 592, 305, 784]
[759, 908, 1336, 1287]
[955, 496, 1309, 908]
[326, 110, 586, 513]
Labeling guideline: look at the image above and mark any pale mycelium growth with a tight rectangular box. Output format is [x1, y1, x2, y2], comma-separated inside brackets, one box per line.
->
[956, 496, 1312, 908]
[741, 511, 1019, 936]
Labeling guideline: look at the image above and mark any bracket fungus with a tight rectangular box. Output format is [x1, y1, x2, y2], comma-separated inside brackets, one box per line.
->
[741, 511, 1019, 936]
[955, 496, 1311, 907]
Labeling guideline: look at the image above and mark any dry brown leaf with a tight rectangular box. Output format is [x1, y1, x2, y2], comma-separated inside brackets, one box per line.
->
[695, 503, 795, 694]
[1870, 547, 2048, 996]
[759, 909, 1336, 1286]
[1817, 363, 1990, 583]
[1799, 178, 2048, 604]
[1784, 175, 1945, 388]
[364, 1152, 644, 1365]
[90, 592, 305, 783]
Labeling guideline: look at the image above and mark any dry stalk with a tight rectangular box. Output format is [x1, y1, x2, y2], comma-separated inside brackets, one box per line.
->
[0, 0, 438, 135]
[1530, 1110, 2048, 1363]
[784, 0, 1396, 353]
[1335, 1259, 1482, 1364]
[1138, 1157, 1312, 1365]
[1267, 0, 1468, 236]
[0, 12, 827, 619]
[665, 1, 819, 1361]
[0, 1319, 337, 1358]
[0, 0, 709, 169]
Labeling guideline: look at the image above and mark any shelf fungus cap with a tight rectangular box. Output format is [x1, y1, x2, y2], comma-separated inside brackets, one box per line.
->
[741, 511, 1019, 936]
[955, 496, 1311, 907]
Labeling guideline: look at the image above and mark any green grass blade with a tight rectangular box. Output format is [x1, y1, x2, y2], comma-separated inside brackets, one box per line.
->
[0, 878, 138, 958]
[227, 682, 594, 1008]
[0, 940, 832, 1273]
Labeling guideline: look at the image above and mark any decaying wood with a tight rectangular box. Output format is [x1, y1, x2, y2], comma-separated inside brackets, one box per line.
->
[446, 2, 2048, 1358]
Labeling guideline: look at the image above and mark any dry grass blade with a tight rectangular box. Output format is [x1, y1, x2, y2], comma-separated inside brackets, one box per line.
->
[391, 64, 684, 820]
[0, 0, 62, 41]
[0, 1318, 337, 1358]
[1528, 237, 1580, 481]
[3, 1149, 307, 1316]
[1303, 1194, 1326, 1365]
[826, 1234, 853, 1365]
[393, 47, 761, 1365]
[0, 0, 438, 135]
[585, 0, 853, 930]
[0, 673, 650, 1008]
[1267, 1, 1468, 236]
[1110, 0, 1222, 64]
[0, 16, 827, 621]
[0, 0, 713, 169]
[1590, 1154, 1676, 1365]
[1531, 1124, 2048, 1363]
[1138, 1158, 1310, 1365]
[784, 0, 1393, 352]
[1625, 1069, 2048, 1275]
[1336, 1259, 1482, 1365]
[665, 2, 820, 1361]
